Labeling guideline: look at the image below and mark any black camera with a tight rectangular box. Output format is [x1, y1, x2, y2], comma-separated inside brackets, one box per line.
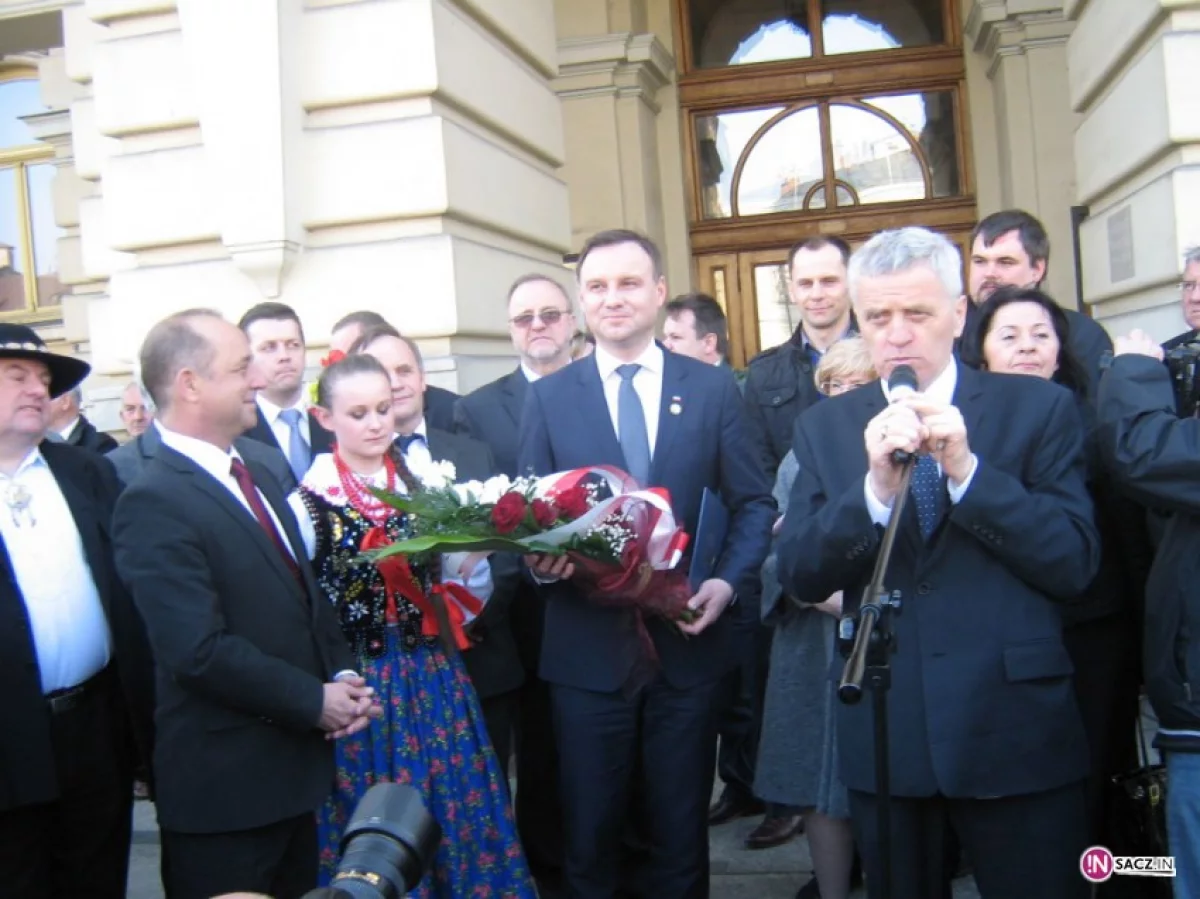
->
[1165, 340, 1200, 417]
[300, 783, 441, 899]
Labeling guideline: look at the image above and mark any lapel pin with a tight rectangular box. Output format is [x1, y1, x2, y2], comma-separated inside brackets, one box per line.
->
[669, 395, 683, 416]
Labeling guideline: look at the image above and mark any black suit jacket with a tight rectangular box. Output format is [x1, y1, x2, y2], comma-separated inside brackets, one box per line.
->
[453, 368, 528, 477]
[423, 427, 523, 699]
[517, 352, 775, 693]
[0, 443, 154, 812]
[243, 406, 334, 469]
[777, 364, 1099, 798]
[425, 384, 460, 433]
[107, 425, 296, 494]
[112, 444, 356, 833]
[66, 414, 119, 454]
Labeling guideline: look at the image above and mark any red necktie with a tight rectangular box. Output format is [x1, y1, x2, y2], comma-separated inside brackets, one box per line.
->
[229, 458, 303, 586]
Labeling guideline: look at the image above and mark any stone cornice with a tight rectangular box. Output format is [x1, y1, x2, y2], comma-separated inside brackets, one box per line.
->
[965, 0, 1073, 66]
[555, 32, 674, 109]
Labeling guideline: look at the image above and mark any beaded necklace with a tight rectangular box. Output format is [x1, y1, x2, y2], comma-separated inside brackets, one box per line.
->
[333, 448, 397, 525]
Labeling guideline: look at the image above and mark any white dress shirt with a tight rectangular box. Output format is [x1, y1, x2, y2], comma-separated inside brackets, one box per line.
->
[156, 422, 296, 560]
[593, 341, 664, 455]
[863, 361, 979, 526]
[0, 449, 112, 692]
[256, 393, 311, 452]
[520, 363, 542, 384]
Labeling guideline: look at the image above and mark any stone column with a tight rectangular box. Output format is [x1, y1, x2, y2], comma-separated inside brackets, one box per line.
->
[1065, 0, 1200, 339]
[553, 0, 692, 293]
[964, 0, 1081, 309]
[61, 0, 572, 391]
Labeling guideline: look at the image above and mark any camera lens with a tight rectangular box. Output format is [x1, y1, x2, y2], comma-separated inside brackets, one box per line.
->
[330, 783, 442, 898]
[330, 832, 409, 899]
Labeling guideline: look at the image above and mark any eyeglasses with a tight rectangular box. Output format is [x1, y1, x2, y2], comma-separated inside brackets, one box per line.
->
[509, 308, 569, 328]
[1180, 282, 1200, 295]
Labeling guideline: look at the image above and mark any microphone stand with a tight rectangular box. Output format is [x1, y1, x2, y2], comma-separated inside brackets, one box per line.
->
[837, 456, 914, 899]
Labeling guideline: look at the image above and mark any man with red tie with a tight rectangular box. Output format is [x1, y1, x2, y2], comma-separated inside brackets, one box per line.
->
[113, 309, 379, 899]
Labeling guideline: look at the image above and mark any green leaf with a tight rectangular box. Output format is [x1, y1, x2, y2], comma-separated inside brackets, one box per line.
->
[364, 534, 565, 561]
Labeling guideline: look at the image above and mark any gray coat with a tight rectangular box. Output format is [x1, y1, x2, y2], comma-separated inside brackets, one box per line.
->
[753, 450, 849, 817]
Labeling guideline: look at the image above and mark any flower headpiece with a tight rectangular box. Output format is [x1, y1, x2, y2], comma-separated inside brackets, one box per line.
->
[308, 348, 348, 405]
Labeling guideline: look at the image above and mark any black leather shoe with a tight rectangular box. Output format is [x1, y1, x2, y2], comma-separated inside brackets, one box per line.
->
[707, 791, 766, 826]
[744, 814, 803, 849]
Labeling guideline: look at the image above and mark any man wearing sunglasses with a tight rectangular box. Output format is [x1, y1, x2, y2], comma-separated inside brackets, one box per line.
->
[453, 274, 577, 896]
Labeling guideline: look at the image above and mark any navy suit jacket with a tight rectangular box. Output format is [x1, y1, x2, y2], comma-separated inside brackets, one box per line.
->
[777, 364, 1099, 798]
[453, 367, 529, 477]
[517, 350, 775, 693]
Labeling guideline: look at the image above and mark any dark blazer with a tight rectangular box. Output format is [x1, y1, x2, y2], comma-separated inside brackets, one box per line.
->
[424, 427, 523, 699]
[517, 351, 776, 693]
[66, 414, 119, 454]
[777, 364, 1100, 798]
[243, 406, 334, 466]
[107, 424, 297, 494]
[425, 384, 460, 433]
[0, 443, 154, 812]
[112, 444, 356, 834]
[453, 368, 529, 477]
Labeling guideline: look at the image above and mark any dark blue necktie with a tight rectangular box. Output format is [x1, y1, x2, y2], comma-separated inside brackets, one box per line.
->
[616, 363, 651, 487]
[396, 433, 424, 454]
[911, 454, 941, 540]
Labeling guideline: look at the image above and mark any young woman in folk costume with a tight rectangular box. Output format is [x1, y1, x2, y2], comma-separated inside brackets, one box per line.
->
[287, 353, 534, 897]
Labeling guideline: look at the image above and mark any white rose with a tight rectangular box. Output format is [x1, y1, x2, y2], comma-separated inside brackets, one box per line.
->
[479, 474, 513, 504]
[453, 480, 485, 504]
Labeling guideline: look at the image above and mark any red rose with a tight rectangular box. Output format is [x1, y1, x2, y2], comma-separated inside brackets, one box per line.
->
[556, 486, 590, 520]
[491, 492, 527, 534]
[531, 498, 558, 528]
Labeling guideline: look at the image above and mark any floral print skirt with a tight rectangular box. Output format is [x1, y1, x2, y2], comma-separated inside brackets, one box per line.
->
[317, 630, 535, 897]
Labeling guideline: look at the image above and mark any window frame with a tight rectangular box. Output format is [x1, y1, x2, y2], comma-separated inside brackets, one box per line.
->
[675, 0, 975, 256]
[0, 65, 61, 325]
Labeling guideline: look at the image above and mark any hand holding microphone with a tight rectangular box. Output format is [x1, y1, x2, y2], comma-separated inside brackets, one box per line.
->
[864, 365, 926, 506]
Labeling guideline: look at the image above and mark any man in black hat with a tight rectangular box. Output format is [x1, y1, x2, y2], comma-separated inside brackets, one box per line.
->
[0, 324, 155, 899]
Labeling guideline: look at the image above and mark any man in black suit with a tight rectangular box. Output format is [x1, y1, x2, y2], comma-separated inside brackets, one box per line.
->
[238, 302, 333, 481]
[355, 323, 523, 764]
[454, 276, 577, 477]
[46, 386, 119, 453]
[454, 273, 577, 889]
[112, 309, 378, 899]
[331, 309, 460, 432]
[0, 324, 154, 899]
[520, 229, 775, 899]
[777, 227, 1099, 898]
[961, 209, 1113, 394]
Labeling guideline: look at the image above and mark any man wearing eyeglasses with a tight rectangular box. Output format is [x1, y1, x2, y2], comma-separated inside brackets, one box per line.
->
[453, 274, 577, 896]
[1163, 247, 1200, 352]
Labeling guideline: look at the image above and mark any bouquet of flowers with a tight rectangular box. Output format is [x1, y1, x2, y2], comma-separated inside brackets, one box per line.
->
[364, 461, 699, 673]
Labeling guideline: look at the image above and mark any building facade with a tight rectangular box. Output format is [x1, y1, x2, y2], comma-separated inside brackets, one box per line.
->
[0, 0, 1197, 430]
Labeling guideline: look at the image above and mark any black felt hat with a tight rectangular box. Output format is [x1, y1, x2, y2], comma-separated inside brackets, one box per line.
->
[0, 323, 91, 398]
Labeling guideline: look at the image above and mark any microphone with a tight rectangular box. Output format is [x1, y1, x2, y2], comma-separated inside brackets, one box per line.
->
[887, 365, 919, 465]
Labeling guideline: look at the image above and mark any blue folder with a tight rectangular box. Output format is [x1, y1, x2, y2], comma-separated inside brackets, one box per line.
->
[689, 488, 730, 592]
